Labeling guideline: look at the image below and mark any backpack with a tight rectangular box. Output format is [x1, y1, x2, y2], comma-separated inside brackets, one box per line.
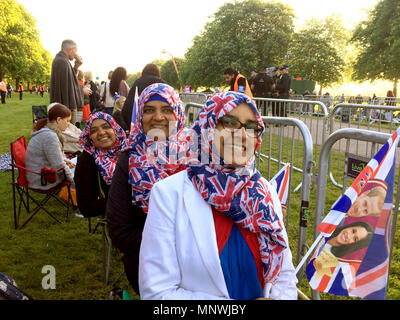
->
[0, 273, 30, 300]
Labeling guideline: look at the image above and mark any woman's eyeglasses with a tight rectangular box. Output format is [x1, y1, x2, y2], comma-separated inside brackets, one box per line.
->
[218, 115, 264, 137]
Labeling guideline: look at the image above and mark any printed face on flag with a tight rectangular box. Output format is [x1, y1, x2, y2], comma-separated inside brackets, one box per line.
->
[306, 127, 400, 299]
[347, 184, 387, 218]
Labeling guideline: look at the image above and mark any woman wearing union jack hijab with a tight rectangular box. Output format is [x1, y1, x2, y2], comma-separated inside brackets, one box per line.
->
[74, 112, 127, 218]
[139, 91, 297, 300]
[106, 83, 190, 295]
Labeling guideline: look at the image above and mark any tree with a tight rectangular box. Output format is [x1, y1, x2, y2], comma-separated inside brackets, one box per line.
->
[0, 0, 51, 83]
[351, 0, 400, 96]
[303, 14, 355, 82]
[182, 0, 295, 88]
[160, 58, 185, 90]
[288, 19, 345, 94]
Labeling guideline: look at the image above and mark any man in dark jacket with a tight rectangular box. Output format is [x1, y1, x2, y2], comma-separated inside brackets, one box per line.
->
[271, 67, 280, 116]
[276, 65, 292, 117]
[247, 70, 258, 96]
[122, 63, 166, 127]
[50, 40, 91, 124]
[252, 67, 274, 98]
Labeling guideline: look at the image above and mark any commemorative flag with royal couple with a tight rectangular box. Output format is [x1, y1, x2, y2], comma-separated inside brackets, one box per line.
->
[306, 127, 400, 299]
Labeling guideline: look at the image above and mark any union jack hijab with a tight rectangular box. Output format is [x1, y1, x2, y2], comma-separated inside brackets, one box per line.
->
[128, 83, 189, 212]
[79, 112, 127, 185]
[186, 91, 287, 285]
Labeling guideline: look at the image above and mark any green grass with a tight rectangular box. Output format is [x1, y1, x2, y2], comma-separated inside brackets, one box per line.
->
[0, 93, 136, 300]
[0, 94, 399, 300]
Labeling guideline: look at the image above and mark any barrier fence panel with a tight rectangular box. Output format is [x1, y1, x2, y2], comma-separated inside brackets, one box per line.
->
[184, 102, 203, 126]
[259, 117, 314, 281]
[311, 128, 400, 300]
[328, 103, 400, 189]
[179, 92, 208, 105]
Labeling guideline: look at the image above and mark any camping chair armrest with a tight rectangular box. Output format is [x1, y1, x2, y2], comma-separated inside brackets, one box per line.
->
[10, 163, 42, 175]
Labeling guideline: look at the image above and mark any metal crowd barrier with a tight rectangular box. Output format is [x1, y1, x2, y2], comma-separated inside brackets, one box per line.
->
[312, 128, 400, 300]
[184, 102, 203, 126]
[179, 92, 208, 105]
[253, 97, 329, 176]
[328, 103, 400, 189]
[259, 117, 314, 280]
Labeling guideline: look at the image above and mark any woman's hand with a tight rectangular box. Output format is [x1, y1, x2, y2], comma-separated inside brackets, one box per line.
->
[65, 160, 76, 169]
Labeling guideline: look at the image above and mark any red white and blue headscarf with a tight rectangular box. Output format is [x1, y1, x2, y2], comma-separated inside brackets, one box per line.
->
[79, 112, 127, 185]
[128, 83, 191, 212]
[186, 91, 287, 285]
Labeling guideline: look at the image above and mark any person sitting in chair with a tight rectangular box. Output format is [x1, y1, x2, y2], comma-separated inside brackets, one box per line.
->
[74, 112, 127, 218]
[26, 104, 75, 190]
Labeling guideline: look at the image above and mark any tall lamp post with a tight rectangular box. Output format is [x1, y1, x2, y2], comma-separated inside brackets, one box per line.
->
[161, 49, 182, 90]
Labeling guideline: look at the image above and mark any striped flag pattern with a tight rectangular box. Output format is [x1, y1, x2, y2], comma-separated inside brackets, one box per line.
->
[270, 163, 290, 212]
[130, 86, 139, 134]
[306, 127, 400, 299]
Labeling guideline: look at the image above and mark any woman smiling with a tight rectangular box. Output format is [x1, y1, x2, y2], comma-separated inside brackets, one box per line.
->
[106, 83, 189, 295]
[139, 92, 297, 300]
[74, 112, 127, 218]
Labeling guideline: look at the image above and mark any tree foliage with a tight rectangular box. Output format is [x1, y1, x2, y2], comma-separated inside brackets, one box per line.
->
[0, 0, 51, 83]
[288, 16, 346, 93]
[351, 0, 400, 94]
[181, 0, 295, 88]
[160, 58, 185, 90]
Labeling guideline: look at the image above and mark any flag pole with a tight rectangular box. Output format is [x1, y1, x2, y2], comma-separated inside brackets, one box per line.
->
[295, 233, 324, 277]
[275, 233, 323, 300]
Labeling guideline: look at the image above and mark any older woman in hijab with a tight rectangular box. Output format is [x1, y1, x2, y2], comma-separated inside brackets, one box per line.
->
[106, 83, 189, 295]
[74, 112, 127, 218]
[139, 91, 297, 300]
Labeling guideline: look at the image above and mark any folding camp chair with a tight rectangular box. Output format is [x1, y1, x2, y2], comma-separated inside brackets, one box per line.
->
[10, 136, 73, 229]
[89, 216, 113, 285]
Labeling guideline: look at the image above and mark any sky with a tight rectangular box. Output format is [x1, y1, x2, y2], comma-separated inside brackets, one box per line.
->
[18, 0, 380, 82]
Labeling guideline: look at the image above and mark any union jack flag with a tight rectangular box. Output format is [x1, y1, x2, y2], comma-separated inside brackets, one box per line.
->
[130, 86, 139, 135]
[270, 163, 290, 211]
[306, 127, 400, 299]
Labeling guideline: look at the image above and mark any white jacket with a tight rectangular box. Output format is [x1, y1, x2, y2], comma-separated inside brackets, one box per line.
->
[139, 170, 298, 300]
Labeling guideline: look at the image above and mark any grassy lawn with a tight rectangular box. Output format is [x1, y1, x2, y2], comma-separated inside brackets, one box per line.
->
[0, 93, 399, 300]
[0, 93, 135, 300]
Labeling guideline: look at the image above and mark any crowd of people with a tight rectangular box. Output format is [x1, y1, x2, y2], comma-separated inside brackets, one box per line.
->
[0, 79, 48, 104]
[224, 66, 291, 117]
[21, 39, 299, 300]
[18, 38, 396, 300]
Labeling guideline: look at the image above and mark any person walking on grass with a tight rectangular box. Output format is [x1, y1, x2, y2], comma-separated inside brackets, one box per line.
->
[0, 79, 6, 104]
[17, 82, 24, 101]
